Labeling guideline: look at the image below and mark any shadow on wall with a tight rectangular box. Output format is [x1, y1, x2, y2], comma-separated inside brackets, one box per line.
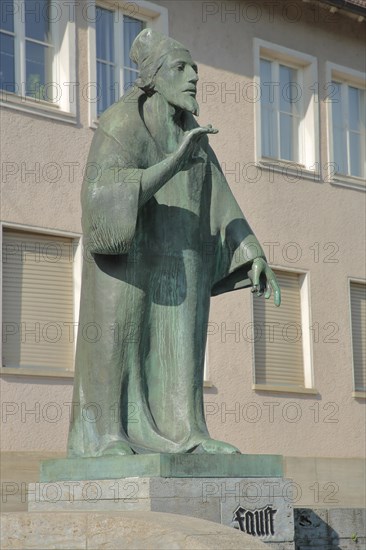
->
[295, 508, 366, 549]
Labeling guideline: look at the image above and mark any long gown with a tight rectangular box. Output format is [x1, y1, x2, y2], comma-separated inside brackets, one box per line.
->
[67, 87, 266, 456]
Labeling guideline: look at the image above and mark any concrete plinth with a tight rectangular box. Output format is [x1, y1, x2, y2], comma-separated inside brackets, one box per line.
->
[31, 454, 294, 547]
[28, 476, 294, 546]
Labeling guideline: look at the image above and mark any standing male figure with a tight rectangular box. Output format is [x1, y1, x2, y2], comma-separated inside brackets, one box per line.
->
[68, 29, 280, 457]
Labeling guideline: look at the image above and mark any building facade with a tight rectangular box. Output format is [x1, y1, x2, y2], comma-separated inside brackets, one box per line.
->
[1, 0, 365, 515]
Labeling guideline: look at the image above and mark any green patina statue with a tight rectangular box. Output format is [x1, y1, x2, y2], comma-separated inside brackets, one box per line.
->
[67, 29, 280, 458]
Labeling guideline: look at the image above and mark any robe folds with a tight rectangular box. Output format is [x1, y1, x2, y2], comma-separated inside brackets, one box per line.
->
[67, 87, 266, 456]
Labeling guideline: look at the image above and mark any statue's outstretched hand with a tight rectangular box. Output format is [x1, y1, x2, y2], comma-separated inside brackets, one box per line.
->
[250, 258, 281, 307]
[139, 125, 218, 206]
[173, 125, 218, 172]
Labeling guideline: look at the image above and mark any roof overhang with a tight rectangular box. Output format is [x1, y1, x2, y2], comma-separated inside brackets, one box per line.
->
[302, 0, 366, 21]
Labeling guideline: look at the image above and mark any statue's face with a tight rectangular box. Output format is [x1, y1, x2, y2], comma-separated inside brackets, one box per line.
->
[153, 50, 199, 115]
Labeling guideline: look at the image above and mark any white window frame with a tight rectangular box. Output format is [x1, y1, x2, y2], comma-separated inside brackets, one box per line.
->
[326, 62, 366, 191]
[0, 0, 76, 122]
[348, 277, 366, 398]
[251, 266, 316, 394]
[88, 0, 168, 127]
[0, 222, 82, 378]
[203, 349, 213, 388]
[254, 38, 319, 178]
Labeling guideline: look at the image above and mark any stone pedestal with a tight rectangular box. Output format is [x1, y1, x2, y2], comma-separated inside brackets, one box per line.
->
[1, 511, 269, 549]
[39, 452, 284, 481]
[28, 455, 295, 548]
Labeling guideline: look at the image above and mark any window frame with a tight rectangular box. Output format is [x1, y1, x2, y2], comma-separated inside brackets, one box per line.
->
[203, 349, 213, 388]
[88, 0, 168, 127]
[326, 62, 366, 191]
[250, 266, 316, 395]
[259, 57, 303, 164]
[0, 222, 82, 378]
[348, 277, 366, 398]
[0, 0, 76, 122]
[254, 38, 319, 178]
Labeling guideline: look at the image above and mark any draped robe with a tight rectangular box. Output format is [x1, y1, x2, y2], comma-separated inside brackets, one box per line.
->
[67, 87, 266, 456]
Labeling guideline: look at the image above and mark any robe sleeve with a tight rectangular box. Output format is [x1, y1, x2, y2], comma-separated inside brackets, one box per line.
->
[205, 146, 267, 296]
[81, 127, 143, 255]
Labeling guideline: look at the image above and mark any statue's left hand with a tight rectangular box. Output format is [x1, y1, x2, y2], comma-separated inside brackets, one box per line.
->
[250, 258, 281, 307]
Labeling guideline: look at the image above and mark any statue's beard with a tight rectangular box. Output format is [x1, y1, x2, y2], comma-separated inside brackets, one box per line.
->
[186, 96, 199, 116]
[173, 95, 200, 117]
[154, 89, 200, 117]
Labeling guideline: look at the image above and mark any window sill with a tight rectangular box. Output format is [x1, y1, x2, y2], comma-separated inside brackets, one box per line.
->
[0, 92, 77, 125]
[0, 367, 74, 379]
[331, 173, 366, 192]
[258, 158, 320, 182]
[352, 391, 366, 398]
[253, 384, 318, 395]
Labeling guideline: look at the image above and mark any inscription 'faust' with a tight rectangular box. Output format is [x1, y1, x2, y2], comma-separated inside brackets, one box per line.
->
[232, 505, 277, 536]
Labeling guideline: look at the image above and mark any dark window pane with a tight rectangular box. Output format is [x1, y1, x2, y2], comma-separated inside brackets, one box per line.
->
[123, 16, 143, 69]
[333, 124, 347, 174]
[349, 132, 362, 177]
[96, 6, 114, 62]
[123, 68, 138, 92]
[260, 59, 277, 158]
[349, 86, 360, 133]
[280, 65, 297, 114]
[331, 82, 346, 174]
[0, 32, 15, 92]
[261, 106, 276, 158]
[0, 0, 14, 32]
[280, 113, 292, 160]
[260, 59, 272, 105]
[25, 0, 51, 43]
[331, 82, 343, 128]
[280, 113, 298, 161]
[97, 61, 116, 115]
[26, 40, 53, 100]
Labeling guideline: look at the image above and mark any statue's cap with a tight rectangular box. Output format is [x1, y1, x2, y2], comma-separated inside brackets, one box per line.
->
[129, 29, 189, 90]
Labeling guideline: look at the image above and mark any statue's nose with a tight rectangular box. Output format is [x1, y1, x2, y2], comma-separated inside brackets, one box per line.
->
[187, 67, 199, 83]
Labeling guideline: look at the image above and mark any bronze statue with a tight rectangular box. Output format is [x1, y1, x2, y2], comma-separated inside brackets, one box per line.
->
[68, 29, 280, 457]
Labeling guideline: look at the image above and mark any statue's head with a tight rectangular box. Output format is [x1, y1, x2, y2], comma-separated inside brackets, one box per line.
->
[130, 29, 199, 116]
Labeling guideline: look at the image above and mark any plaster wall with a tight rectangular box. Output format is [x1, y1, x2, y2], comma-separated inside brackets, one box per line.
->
[1, 1, 365, 466]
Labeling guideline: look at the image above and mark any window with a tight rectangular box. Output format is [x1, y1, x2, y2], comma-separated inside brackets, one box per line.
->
[331, 82, 365, 179]
[252, 270, 314, 393]
[255, 40, 318, 172]
[89, 1, 168, 124]
[0, 0, 15, 93]
[260, 59, 301, 163]
[24, 0, 54, 100]
[350, 281, 366, 393]
[0, 0, 76, 114]
[96, 7, 144, 115]
[1, 228, 80, 373]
